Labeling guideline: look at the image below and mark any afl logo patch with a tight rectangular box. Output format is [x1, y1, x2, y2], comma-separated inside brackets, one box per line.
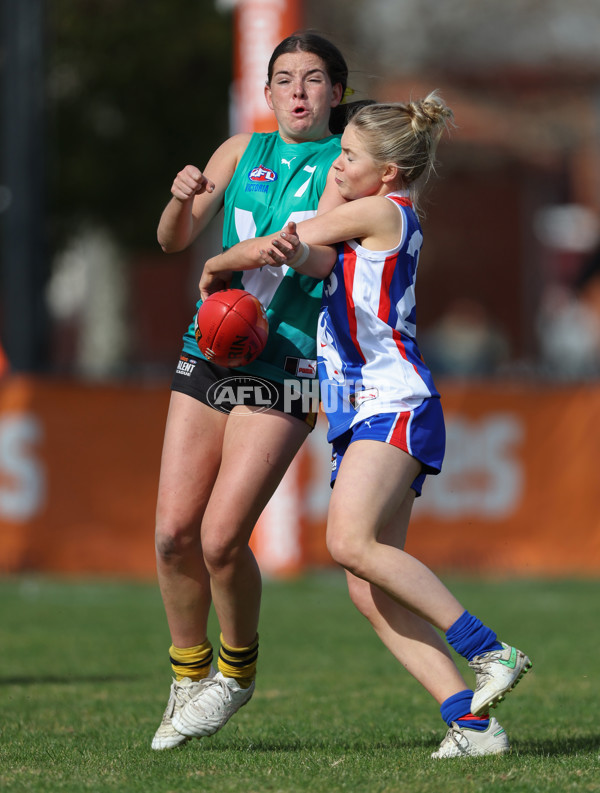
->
[323, 270, 338, 297]
[249, 164, 277, 182]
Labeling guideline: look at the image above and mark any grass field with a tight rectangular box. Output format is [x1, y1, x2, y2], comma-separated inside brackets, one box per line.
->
[0, 573, 598, 793]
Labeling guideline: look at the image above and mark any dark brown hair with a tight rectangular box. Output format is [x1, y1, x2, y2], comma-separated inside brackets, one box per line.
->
[267, 31, 348, 95]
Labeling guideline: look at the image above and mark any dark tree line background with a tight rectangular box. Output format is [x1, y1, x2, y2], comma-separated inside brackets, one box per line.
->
[47, 0, 233, 253]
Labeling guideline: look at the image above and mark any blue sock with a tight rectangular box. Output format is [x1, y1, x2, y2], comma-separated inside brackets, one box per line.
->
[440, 689, 490, 732]
[446, 610, 503, 661]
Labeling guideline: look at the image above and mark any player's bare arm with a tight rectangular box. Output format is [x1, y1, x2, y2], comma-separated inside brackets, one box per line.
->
[315, 165, 349, 213]
[198, 161, 351, 290]
[199, 236, 271, 300]
[201, 194, 402, 291]
[157, 133, 251, 253]
[260, 195, 403, 277]
[297, 195, 401, 249]
[260, 222, 335, 279]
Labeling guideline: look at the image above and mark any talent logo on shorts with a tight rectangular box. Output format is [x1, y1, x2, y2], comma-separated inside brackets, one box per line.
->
[176, 355, 197, 377]
[206, 376, 278, 414]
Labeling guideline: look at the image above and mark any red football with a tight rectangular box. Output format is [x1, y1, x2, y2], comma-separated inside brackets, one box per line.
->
[194, 289, 269, 367]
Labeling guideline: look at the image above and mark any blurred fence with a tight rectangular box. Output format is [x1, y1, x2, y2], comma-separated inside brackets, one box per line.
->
[1, 374, 599, 578]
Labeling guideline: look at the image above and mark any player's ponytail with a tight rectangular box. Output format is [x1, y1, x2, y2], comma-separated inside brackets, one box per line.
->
[329, 99, 376, 135]
[406, 93, 453, 137]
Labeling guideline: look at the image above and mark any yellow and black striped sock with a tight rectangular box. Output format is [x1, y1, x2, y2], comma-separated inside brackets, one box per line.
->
[169, 639, 213, 682]
[218, 633, 258, 689]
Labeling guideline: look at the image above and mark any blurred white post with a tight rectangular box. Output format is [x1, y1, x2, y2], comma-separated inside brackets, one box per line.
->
[217, 0, 302, 134]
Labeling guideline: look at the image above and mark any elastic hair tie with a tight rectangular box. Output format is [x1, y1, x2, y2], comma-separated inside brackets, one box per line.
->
[341, 86, 355, 105]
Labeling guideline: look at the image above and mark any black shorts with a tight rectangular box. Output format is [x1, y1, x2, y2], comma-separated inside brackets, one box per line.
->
[171, 353, 318, 430]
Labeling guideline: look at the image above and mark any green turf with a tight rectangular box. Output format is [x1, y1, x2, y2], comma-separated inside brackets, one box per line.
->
[0, 574, 598, 792]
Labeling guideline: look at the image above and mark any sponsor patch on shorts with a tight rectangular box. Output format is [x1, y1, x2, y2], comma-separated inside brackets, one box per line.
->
[284, 357, 317, 378]
[175, 355, 197, 377]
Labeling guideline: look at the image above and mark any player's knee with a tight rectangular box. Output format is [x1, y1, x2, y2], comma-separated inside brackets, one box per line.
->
[326, 526, 365, 578]
[201, 542, 228, 573]
[201, 528, 243, 574]
[155, 522, 198, 564]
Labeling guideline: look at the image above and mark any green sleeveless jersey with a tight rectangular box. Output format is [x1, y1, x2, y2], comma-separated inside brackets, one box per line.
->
[182, 131, 341, 383]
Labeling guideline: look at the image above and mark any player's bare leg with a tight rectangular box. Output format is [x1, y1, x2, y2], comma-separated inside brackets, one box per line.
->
[201, 406, 310, 647]
[330, 440, 523, 757]
[155, 392, 227, 646]
[152, 392, 227, 750]
[327, 440, 465, 631]
[357, 577, 511, 758]
[344, 488, 468, 704]
[349, 577, 470, 701]
[172, 406, 311, 740]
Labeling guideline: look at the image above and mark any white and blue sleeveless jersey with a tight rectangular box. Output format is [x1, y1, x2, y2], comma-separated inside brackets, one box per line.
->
[317, 192, 440, 443]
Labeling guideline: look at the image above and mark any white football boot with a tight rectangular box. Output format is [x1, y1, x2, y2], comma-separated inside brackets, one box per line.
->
[172, 671, 255, 738]
[470, 643, 532, 715]
[151, 672, 213, 750]
[431, 717, 510, 758]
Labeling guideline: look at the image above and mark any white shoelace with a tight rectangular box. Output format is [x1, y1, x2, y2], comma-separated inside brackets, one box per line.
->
[190, 676, 233, 716]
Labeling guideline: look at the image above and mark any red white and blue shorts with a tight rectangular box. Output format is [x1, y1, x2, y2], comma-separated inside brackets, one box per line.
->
[329, 398, 445, 496]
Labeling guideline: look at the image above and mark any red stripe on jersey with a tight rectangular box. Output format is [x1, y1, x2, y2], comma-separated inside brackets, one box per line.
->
[377, 253, 397, 322]
[388, 195, 413, 209]
[342, 243, 366, 363]
[390, 410, 410, 450]
[392, 327, 421, 377]
[392, 327, 409, 361]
